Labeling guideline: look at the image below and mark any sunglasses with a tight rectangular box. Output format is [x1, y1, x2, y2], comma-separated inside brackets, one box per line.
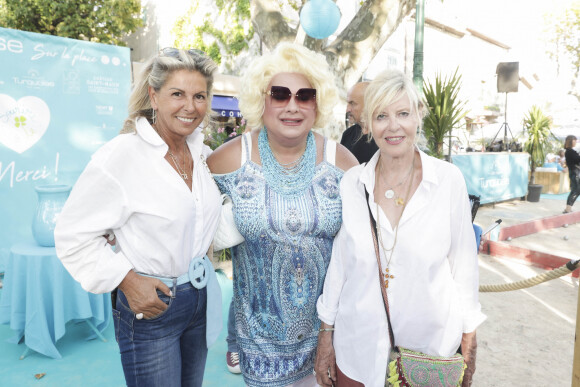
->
[266, 86, 317, 109]
[159, 47, 206, 58]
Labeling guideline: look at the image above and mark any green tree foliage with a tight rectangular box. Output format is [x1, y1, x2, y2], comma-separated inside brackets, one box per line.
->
[522, 105, 555, 184]
[170, 0, 415, 139]
[545, 3, 580, 100]
[172, 0, 253, 68]
[172, 0, 415, 92]
[0, 0, 142, 46]
[422, 69, 468, 159]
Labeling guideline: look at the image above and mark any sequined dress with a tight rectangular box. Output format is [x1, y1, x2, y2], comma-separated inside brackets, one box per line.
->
[213, 132, 344, 386]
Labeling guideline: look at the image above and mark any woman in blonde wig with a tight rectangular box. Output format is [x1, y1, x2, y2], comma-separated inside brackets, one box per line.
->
[208, 42, 358, 386]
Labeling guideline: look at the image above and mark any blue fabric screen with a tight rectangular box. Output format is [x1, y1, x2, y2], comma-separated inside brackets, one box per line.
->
[0, 27, 131, 270]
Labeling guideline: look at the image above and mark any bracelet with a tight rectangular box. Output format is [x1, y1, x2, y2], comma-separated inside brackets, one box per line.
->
[319, 328, 335, 332]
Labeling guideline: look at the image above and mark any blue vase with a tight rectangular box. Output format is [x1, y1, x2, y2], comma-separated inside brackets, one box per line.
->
[32, 184, 72, 247]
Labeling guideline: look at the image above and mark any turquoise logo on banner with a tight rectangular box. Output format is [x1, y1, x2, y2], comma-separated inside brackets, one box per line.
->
[451, 153, 529, 204]
[0, 27, 131, 268]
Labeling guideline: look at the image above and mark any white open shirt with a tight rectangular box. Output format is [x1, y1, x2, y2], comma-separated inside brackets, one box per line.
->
[55, 117, 221, 294]
[317, 149, 486, 386]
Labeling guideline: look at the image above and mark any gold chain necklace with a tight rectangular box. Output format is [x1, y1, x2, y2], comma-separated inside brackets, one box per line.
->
[168, 143, 190, 181]
[375, 153, 415, 289]
[379, 155, 415, 206]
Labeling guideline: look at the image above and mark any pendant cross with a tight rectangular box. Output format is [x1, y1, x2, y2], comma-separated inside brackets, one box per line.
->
[384, 269, 394, 288]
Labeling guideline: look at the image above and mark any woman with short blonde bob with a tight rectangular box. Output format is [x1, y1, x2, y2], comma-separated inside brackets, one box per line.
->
[208, 42, 358, 386]
[315, 69, 485, 386]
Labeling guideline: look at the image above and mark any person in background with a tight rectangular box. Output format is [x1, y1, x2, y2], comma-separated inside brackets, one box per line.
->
[340, 81, 378, 163]
[542, 154, 564, 172]
[315, 69, 485, 386]
[208, 42, 358, 386]
[563, 135, 580, 213]
[558, 149, 567, 169]
[55, 48, 222, 387]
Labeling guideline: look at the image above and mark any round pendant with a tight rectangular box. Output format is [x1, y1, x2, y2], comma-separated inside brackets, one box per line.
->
[385, 189, 395, 199]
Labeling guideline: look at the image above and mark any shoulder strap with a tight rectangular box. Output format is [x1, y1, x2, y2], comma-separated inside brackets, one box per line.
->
[325, 138, 337, 166]
[240, 132, 252, 165]
[364, 187, 396, 348]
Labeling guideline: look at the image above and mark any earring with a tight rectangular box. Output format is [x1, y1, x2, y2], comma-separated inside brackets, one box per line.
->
[152, 109, 157, 124]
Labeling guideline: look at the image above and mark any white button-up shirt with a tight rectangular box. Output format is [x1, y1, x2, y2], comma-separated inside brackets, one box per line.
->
[317, 149, 486, 386]
[55, 117, 221, 294]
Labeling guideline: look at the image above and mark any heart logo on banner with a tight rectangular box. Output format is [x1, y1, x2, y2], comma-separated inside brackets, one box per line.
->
[0, 94, 51, 154]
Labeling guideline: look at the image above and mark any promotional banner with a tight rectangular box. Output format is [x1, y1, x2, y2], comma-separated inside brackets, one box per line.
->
[0, 27, 131, 269]
[451, 152, 530, 204]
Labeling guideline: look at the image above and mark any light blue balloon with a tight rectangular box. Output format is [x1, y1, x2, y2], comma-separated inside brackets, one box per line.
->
[300, 0, 341, 40]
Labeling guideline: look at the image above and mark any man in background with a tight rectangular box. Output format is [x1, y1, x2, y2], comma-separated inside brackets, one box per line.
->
[340, 81, 378, 163]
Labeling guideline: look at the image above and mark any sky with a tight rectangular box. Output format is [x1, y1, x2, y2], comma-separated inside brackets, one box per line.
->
[463, 0, 579, 132]
[460, 0, 572, 71]
[148, 0, 579, 136]
[424, 0, 580, 137]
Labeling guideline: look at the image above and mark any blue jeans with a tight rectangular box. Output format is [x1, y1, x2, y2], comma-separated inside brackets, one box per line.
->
[113, 283, 208, 387]
[226, 300, 238, 352]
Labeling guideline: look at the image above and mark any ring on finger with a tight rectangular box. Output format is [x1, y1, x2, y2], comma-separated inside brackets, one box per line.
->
[136, 312, 144, 320]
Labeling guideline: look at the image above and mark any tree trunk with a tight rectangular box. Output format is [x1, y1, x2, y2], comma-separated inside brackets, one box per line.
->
[251, 0, 416, 92]
[436, 141, 444, 158]
[250, 0, 296, 49]
[324, 0, 416, 91]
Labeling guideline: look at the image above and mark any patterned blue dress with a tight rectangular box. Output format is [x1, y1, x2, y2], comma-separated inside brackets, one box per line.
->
[213, 133, 344, 386]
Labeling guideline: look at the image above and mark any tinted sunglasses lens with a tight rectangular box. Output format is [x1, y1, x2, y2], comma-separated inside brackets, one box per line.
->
[161, 47, 206, 59]
[160, 47, 179, 57]
[270, 86, 292, 102]
[268, 86, 316, 108]
[187, 48, 206, 56]
[296, 88, 316, 103]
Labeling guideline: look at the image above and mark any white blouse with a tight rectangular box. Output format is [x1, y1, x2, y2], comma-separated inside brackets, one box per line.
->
[316, 150, 486, 386]
[55, 117, 221, 294]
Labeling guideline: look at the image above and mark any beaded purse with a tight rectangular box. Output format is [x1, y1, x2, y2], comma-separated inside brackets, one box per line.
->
[386, 347, 465, 387]
[364, 188, 465, 387]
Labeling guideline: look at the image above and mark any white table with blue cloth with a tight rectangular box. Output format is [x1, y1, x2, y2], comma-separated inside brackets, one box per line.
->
[0, 241, 111, 359]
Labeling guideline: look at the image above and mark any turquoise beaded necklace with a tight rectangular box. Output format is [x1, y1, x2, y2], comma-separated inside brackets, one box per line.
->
[258, 127, 316, 197]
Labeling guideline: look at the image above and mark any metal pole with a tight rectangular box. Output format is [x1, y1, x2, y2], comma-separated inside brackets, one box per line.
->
[413, 0, 425, 96]
[448, 129, 453, 161]
[503, 92, 508, 151]
[573, 282, 580, 386]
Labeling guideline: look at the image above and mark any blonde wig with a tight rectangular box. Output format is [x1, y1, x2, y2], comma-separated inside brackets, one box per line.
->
[238, 42, 339, 130]
[122, 49, 217, 133]
[362, 69, 427, 140]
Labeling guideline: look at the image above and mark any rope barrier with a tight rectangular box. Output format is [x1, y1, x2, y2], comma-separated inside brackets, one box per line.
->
[479, 259, 580, 293]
